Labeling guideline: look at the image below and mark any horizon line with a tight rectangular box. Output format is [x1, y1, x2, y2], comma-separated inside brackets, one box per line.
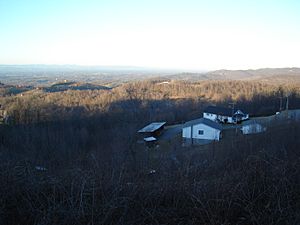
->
[0, 64, 300, 72]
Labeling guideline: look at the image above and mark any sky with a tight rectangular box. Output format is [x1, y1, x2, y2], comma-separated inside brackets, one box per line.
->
[0, 0, 300, 70]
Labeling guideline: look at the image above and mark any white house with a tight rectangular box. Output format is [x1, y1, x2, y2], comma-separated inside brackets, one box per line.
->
[182, 118, 222, 145]
[241, 120, 266, 134]
[203, 106, 249, 124]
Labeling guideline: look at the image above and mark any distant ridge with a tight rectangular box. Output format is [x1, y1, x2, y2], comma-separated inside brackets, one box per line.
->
[163, 67, 300, 83]
[207, 67, 300, 79]
[0, 64, 298, 75]
[1, 65, 300, 86]
[0, 64, 184, 73]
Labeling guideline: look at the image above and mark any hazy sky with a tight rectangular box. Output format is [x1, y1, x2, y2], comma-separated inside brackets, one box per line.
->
[0, 0, 300, 70]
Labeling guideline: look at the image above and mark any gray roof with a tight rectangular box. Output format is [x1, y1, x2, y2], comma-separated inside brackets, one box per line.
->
[183, 118, 222, 130]
[204, 106, 247, 117]
[242, 119, 262, 126]
[138, 122, 166, 133]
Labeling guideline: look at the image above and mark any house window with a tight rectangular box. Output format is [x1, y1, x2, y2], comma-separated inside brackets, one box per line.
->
[198, 130, 204, 135]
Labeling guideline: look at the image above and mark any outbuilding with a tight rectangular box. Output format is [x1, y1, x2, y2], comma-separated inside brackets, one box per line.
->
[241, 120, 266, 134]
[138, 122, 166, 143]
[182, 118, 222, 145]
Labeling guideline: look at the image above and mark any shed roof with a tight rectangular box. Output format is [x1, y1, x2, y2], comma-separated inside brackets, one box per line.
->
[242, 119, 262, 126]
[138, 122, 166, 133]
[183, 118, 222, 130]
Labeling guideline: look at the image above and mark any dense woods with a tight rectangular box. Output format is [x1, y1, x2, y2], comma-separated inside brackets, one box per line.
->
[0, 79, 300, 224]
[2, 79, 300, 124]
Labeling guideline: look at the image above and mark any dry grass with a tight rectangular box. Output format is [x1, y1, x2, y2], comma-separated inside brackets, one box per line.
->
[0, 122, 299, 225]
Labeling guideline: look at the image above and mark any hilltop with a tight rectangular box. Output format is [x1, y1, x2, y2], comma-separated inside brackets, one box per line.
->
[166, 68, 300, 84]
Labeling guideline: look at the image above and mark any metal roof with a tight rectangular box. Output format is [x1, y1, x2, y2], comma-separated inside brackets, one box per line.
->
[182, 118, 222, 130]
[138, 122, 166, 133]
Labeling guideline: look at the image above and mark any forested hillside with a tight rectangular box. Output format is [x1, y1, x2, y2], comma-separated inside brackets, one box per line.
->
[1, 79, 300, 124]
[0, 78, 300, 224]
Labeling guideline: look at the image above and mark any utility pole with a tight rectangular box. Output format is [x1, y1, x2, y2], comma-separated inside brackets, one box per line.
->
[279, 96, 283, 111]
[286, 93, 290, 111]
[229, 102, 235, 115]
[229, 102, 235, 122]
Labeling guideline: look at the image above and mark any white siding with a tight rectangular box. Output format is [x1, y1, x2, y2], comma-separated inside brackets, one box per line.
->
[193, 124, 220, 140]
[241, 124, 265, 134]
[227, 117, 234, 123]
[182, 127, 192, 138]
[204, 112, 234, 123]
[182, 124, 220, 140]
[219, 115, 233, 123]
[203, 113, 217, 121]
[243, 115, 249, 120]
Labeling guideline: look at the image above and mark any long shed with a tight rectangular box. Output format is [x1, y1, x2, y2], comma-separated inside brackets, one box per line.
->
[138, 122, 166, 142]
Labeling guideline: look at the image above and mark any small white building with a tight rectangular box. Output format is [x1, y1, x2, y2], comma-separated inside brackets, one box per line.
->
[182, 118, 222, 145]
[203, 106, 249, 124]
[241, 120, 266, 134]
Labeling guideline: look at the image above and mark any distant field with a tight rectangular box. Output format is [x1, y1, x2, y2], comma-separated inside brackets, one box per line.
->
[1, 65, 300, 87]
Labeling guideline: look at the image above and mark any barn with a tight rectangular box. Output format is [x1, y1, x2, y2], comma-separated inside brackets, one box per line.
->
[182, 118, 222, 145]
[203, 106, 249, 124]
